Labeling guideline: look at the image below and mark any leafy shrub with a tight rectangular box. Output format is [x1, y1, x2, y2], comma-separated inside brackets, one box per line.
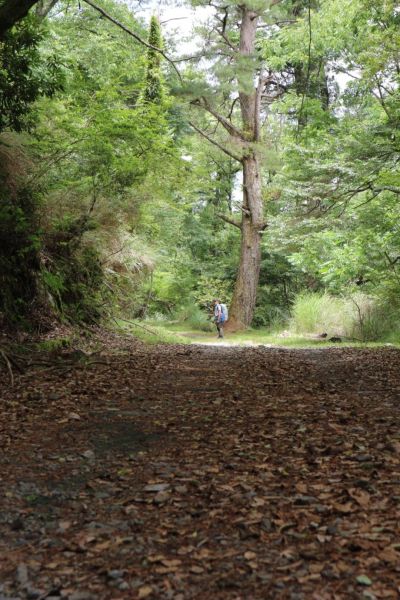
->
[253, 303, 289, 329]
[174, 302, 214, 332]
[0, 184, 42, 326]
[192, 275, 232, 310]
[349, 294, 400, 342]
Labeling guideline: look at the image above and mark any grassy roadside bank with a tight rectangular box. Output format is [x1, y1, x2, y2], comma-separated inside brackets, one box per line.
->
[113, 319, 398, 348]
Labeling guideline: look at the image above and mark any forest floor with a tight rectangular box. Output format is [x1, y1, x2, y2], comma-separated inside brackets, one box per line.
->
[1, 329, 400, 600]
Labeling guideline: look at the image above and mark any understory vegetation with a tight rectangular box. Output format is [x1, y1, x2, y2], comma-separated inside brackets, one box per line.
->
[1, 0, 400, 342]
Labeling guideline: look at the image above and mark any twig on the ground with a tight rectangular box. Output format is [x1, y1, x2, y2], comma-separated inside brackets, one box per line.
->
[113, 316, 162, 337]
[0, 349, 14, 386]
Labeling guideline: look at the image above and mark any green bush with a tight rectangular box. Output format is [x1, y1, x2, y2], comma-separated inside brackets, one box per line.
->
[0, 184, 42, 326]
[349, 294, 400, 342]
[174, 302, 214, 332]
[253, 304, 289, 329]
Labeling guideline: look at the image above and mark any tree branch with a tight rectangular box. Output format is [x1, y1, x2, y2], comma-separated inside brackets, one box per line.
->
[188, 121, 242, 162]
[35, 0, 57, 18]
[217, 213, 242, 229]
[81, 0, 182, 81]
[0, 0, 40, 38]
[191, 98, 245, 139]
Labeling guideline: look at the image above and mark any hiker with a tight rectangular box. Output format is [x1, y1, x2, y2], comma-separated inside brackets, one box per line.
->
[213, 299, 228, 339]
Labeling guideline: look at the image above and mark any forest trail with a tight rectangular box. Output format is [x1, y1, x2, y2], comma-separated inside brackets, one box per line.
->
[1, 336, 400, 599]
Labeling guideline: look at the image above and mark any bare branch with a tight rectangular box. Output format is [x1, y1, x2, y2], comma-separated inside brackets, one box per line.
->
[375, 185, 400, 194]
[81, 0, 182, 81]
[191, 98, 245, 139]
[217, 213, 242, 229]
[213, 25, 237, 51]
[384, 252, 400, 267]
[227, 96, 240, 121]
[188, 121, 242, 162]
[160, 16, 188, 24]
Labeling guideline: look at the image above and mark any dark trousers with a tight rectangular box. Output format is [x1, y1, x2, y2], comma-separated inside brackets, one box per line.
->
[216, 320, 224, 338]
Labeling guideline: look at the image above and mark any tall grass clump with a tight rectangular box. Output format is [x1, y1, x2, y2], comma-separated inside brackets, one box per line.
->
[291, 292, 353, 336]
[291, 291, 400, 341]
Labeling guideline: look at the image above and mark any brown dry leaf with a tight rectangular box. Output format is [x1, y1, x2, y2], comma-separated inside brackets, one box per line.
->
[93, 541, 112, 552]
[194, 548, 211, 559]
[297, 574, 321, 583]
[138, 586, 153, 599]
[295, 483, 308, 494]
[379, 546, 400, 563]
[309, 564, 324, 574]
[250, 497, 265, 507]
[336, 561, 350, 573]
[154, 566, 179, 574]
[244, 551, 257, 560]
[161, 559, 182, 567]
[332, 502, 353, 513]
[147, 555, 166, 563]
[177, 546, 195, 556]
[58, 567, 75, 575]
[390, 441, 400, 454]
[246, 510, 263, 523]
[348, 488, 370, 508]
[58, 520, 72, 532]
[190, 566, 205, 574]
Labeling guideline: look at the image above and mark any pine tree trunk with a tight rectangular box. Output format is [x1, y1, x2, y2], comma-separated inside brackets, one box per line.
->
[227, 153, 263, 329]
[227, 7, 264, 330]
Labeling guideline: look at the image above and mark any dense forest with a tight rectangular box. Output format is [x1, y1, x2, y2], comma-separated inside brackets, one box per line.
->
[1, 0, 400, 340]
[2, 4, 400, 598]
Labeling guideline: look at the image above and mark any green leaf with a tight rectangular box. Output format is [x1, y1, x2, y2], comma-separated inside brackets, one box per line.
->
[356, 575, 372, 586]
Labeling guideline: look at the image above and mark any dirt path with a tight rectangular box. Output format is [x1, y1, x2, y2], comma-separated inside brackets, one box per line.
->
[1, 338, 400, 599]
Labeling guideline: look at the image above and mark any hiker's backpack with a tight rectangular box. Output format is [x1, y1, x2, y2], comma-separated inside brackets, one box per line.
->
[220, 303, 228, 321]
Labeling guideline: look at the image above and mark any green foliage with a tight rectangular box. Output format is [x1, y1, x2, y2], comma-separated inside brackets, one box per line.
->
[173, 301, 214, 332]
[1, 0, 400, 341]
[143, 16, 164, 104]
[0, 16, 63, 132]
[0, 167, 41, 325]
[192, 275, 232, 309]
[36, 337, 72, 351]
[290, 291, 400, 342]
[291, 292, 353, 336]
[42, 239, 105, 323]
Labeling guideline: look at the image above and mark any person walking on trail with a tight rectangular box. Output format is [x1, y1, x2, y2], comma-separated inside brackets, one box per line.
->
[213, 299, 227, 339]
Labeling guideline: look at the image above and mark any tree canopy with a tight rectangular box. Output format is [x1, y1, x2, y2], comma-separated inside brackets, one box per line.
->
[0, 0, 400, 341]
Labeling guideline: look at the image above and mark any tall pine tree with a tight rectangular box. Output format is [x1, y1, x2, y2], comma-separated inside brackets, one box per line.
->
[143, 15, 163, 105]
